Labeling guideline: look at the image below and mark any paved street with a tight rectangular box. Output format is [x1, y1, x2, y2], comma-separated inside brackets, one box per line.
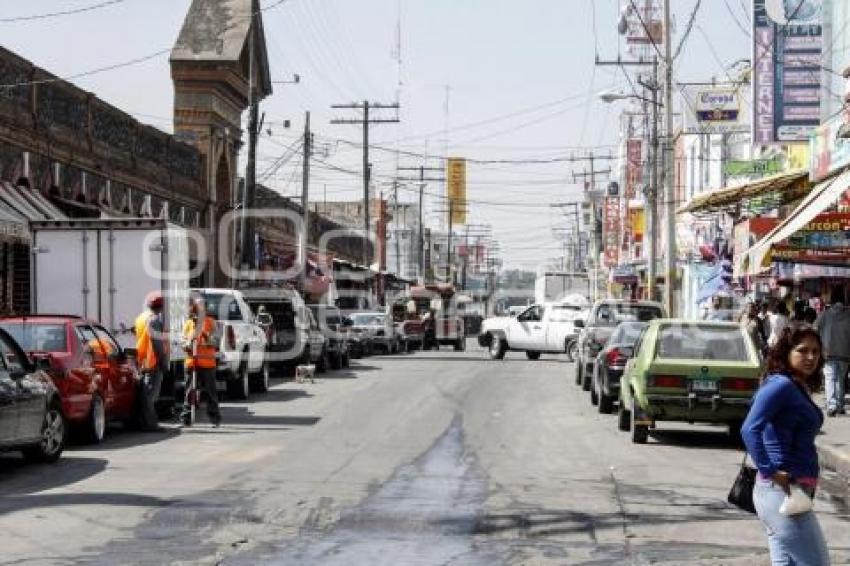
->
[2, 342, 850, 565]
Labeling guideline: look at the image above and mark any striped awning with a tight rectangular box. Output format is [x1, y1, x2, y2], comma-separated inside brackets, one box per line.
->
[678, 169, 810, 214]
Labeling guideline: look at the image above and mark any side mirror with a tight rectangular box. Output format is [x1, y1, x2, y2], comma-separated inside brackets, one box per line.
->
[574, 320, 585, 328]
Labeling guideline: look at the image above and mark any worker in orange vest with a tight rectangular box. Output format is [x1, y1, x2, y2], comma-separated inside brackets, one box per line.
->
[180, 297, 221, 427]
[134, 291, 169, 431]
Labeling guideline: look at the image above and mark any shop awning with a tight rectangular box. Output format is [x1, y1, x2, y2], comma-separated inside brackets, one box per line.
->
[678, 169, 810, 214]
[735, 168, 850, 277]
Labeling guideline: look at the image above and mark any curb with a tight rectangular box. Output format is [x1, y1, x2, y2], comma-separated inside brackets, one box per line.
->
[817, 438, 850, 481]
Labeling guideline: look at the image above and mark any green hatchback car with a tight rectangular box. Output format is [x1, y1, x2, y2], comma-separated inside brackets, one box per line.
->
[618, 319, 762, 444]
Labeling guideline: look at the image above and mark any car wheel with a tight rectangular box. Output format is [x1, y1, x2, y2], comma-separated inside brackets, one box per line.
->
[728, 420, 744, 446]
[342, 353, 350, 369]
[590, 373, 599, 406]
[574, 361, 583, 385]
[250, 361, 270, 394]
[330, 351, 343, 370]
[630, 399, 648, 444]
[581, 364, 593, 391]
[566, 340, 579, 363]
[525, 351, 541, 360]
[454, 338, 466, 352]
[23, 402, 66, 463]
[598, 382, 615, 414]
[227, 359, 250, 400]
[317, 349, 328, 373]
[488, 334, 506, 360]
[83, 394, 106, 444]
[617, 401, 631, 431]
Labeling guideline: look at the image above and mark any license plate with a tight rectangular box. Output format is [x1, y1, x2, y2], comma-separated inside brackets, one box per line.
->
[691, 379, 717, 393]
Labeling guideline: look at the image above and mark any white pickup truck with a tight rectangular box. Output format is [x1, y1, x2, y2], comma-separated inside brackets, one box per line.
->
[192, 288, 269, 399]
[478, 303, 584, 361]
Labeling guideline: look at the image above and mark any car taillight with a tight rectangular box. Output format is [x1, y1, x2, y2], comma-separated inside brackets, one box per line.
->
[649, 375, 685, 388]
[606, 347, 629, 366]
[226, 326, 236, 351]
[721, 377, 757, 391]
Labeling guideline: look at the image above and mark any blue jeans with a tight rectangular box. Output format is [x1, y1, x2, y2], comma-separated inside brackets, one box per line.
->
[753, 479, 829, 565]
[823, 359, 849, 412]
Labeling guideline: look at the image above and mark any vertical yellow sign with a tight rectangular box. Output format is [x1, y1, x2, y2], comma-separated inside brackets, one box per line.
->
[446, 157, 467, 225]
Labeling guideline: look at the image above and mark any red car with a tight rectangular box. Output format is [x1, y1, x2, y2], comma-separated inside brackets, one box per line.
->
[0, 316, 140, 444]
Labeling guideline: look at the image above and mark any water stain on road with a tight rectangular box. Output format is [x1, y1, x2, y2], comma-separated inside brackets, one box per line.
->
[231, 416, 499, 565]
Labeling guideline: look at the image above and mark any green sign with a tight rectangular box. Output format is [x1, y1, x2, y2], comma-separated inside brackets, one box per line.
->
[724, 158, 783, 177]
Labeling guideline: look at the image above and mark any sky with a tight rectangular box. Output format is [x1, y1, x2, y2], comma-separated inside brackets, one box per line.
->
[0, 0, 752, 271]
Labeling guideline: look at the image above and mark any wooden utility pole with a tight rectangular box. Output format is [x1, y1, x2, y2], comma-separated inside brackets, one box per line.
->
[300, 111, 311, 292]
[398, 165, 445, 280]
[330, 101, 400, 271]
[240, 23, 260, 271]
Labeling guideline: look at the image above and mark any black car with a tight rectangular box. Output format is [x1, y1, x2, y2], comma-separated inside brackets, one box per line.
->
[307, 304, 350, 370]
[0, 328, 66, 462]
[590, 321, 647, 414]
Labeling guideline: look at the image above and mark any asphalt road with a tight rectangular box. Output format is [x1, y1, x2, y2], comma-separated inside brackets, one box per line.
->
[2, 342, 850, 565]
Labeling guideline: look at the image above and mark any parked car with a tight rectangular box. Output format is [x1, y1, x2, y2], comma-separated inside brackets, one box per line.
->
[192, 289, 269, 398]
[1, 316, 140, 444]
[343, 319, 369, 359]
[242, 288, 312, 376]
[618, 320, 761, 444]
[304, 310, 330, 371]
[574, 300, 665, 391]
[0, 327, 66, 462]
[591, 321, 647, 414]
[307, 304, 350, 369]
[349, 312, 400, 354]
[390, 301, 424, 351]
[478, 302, 582, 360]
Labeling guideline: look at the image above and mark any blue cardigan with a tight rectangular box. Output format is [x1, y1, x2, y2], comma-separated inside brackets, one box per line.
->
[741, 373, 823, 480]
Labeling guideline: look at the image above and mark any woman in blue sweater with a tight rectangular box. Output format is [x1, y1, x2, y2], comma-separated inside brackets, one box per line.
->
[742, 323, 829, 565]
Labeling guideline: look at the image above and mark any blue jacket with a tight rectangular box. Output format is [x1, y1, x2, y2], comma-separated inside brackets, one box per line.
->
[741, 373, 823, 480]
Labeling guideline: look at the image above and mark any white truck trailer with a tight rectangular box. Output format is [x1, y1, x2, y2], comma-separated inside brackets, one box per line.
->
[30, 218, 191, 412]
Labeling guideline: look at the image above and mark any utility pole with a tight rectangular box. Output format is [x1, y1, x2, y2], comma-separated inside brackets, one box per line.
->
[300, 111, 311, 292]
[446, 200, 454, 283]
[398, 165, 445, 281]
[240, 23, 260, 272]
[662, 0, 676, 317]
[330, 101, 400, 273]
[571, 153, 613, 303]
[595, 55, 660, 303]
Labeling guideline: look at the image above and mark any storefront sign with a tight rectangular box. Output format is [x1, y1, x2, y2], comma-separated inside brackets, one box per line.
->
[770, 245, 850, 264]
[753, 0, 823, 144]
[695, 88, 740, 122]
[625, 139, 642, 199]
[446, 158, 467, 224]
[810, 110, 850, 181]
[681, 86, 749, 134]
[733, 216, 779, 267]
[784, 212, 850, 249]
[603, 197, 619, 268]
[724, 157, 783, 177]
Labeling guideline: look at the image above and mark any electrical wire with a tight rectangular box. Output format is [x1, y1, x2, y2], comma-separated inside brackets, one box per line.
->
[0, 0, 128, 23]
[673, 0, 703, 61]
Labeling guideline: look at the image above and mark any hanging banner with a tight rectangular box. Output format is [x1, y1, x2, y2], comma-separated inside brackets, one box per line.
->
[753, 0, 823, 144]
[625, 139, 642, 199]
[446, 157, 467, 225]
[603, 197, 619, 268]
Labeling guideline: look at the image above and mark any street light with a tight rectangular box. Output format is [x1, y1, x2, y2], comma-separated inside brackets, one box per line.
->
[597, 83, 661, 304]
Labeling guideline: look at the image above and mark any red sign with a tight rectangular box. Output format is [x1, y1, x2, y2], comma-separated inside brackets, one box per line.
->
[603, 197, 620, 267]
[771, 246, 850, 265]
[625, 139, 642, 199]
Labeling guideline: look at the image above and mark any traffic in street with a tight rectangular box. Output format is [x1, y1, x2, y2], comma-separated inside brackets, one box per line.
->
[2, 336, 850, 565]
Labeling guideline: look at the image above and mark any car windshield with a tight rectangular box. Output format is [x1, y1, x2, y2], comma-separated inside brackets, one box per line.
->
[656, 325, 751, 362]
[548, 306, 582, 322]
[595, 304, 663, 326]
[351, 314, 385, 326]
[309, 306, 343, 327]
[610, 323, 647, 346]
[202, 293, 243, 321]
[1, 322, 67, 352]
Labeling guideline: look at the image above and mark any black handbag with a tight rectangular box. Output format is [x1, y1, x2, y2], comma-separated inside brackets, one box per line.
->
[728, 452, 757, 514]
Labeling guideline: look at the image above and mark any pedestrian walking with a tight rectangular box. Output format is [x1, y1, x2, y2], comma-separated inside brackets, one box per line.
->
[180, 297, 221, 427]
[766, 300, 790, 348]
[742, 323, 830, 566]
[814, 286, 850, 417]
[134, 291, 169, 431]
[742, 302, 766, 354]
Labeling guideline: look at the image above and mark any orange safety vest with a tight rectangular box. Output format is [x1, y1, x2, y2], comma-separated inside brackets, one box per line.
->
[134, 310, 159, 371]
[183, 316, 217, 370]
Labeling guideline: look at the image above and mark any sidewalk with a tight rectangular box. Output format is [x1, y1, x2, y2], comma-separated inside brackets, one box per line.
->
[814, 393, 850, 480]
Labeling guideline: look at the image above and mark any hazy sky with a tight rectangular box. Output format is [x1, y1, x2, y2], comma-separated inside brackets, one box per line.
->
[0, 0, 752, 269]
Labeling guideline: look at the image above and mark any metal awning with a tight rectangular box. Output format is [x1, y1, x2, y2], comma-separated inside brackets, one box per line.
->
[735, 168, 850, 277]
[679, 169, 810, 214]
[0, 182, 67, 241]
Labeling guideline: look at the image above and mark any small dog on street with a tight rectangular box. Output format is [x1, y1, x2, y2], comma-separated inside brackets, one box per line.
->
[295, 364, 316, 383]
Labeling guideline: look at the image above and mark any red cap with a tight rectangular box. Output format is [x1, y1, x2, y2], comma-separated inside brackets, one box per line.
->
[145, 291, 164, 309]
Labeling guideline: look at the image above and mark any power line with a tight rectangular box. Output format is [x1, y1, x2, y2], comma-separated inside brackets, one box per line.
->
[673, 0, 703, 61]
[0, 0, 128, 23]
